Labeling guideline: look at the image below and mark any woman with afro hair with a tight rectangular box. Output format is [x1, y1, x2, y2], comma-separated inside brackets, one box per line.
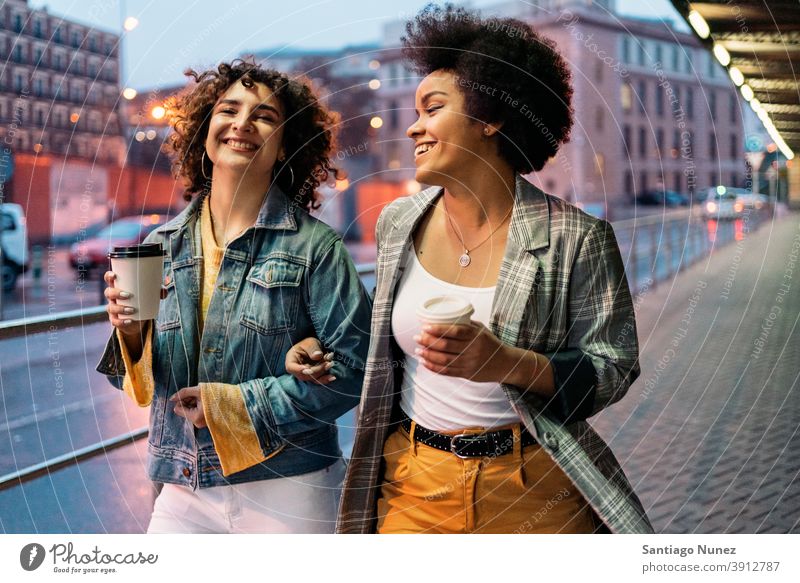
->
[97, 60, 372, 533]
[290, 4, 652, 534]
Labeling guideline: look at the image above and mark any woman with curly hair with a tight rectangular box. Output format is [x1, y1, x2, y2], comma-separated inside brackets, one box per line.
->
[291, 4, 652, 534]
[96, 60, 372, 533]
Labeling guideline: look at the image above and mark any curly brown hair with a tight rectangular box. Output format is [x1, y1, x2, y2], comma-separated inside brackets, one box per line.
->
[163, 59, 341, 210]
[402, 4, 573, 173]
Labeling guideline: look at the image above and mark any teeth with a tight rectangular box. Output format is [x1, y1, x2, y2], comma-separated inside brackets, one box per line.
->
[227, 140, 257, 151]
[414, 143, 435, 157]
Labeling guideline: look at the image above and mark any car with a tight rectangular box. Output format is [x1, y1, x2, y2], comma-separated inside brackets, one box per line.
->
[735, 192, 772, 214]
[703, 186, 746, 220]
[636, 189, 690, 207]
[0, 203, 30, 292]
[69, 214, 168, 276]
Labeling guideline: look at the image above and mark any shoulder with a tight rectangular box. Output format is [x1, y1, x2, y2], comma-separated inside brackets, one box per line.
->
[292, 209, 345, 261]
[376, 185, 440, 238]
[543, 192, 613, 248]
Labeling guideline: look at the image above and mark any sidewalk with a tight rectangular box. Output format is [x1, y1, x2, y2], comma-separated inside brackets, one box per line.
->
[592, 212, 800, 533]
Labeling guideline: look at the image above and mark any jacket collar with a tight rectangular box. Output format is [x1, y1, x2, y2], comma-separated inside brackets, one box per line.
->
[389, 174, 550, 252]
[158, 181, 298, 235]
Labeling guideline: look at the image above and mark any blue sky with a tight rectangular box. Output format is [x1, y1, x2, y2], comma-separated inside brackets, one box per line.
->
[29, 0, 683, 90]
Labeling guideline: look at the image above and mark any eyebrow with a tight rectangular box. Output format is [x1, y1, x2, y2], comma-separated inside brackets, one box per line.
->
[217, 99, 281, 117]
[415, 90, 449, 115]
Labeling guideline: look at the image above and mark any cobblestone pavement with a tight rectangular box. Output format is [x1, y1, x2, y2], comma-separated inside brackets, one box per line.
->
[592, 212, 800, 533]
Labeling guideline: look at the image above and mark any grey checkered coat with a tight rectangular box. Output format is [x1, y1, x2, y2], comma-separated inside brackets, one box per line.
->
[337, 175, 653, 534]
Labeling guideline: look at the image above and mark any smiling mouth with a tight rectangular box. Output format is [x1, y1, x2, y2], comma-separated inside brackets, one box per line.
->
[414, 142, 437, 159]
[223, 138, 258, 152]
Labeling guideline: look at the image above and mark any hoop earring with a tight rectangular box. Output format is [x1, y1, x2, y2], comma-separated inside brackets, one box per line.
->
[274, 162, 294, 189]
[201, 151, 211, 180]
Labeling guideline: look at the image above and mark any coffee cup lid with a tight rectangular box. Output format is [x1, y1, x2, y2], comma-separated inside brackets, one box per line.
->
[108, 243, 165, 259]
[417, 295, 475, 321]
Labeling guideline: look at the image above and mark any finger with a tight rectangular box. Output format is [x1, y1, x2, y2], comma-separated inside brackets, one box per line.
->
[105, 286, 132, 302]
[324, 352, 334, 362]
[109, 314, 138, 329]
[414, 333, 465, 355]
[419, 358, 463, 377]
[421, 323, 474, 340]
[301, 361, 333, 377]
[104, 271, 116, 285]
[108, 304, 137, 316]
[415, 347, 459, 367]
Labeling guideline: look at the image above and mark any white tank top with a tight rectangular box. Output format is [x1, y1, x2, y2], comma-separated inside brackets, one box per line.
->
[391, 245, 522, 430]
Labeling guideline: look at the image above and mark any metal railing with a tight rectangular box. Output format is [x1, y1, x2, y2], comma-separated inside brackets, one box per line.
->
[0, 263, 376, 491]
[0, 209, 771, 491]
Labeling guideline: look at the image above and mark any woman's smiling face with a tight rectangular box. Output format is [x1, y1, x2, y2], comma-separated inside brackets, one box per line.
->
[204, 79, 285, 180]
[406, 69, 487, 186]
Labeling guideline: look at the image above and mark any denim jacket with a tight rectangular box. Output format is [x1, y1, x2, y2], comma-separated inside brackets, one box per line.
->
[96, 185, 372, 489]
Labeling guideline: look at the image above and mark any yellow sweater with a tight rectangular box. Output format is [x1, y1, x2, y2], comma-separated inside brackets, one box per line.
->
[117, 196, 275, 476]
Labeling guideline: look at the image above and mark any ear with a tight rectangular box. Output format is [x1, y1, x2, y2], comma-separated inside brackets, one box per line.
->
[483, 122, 503, 137]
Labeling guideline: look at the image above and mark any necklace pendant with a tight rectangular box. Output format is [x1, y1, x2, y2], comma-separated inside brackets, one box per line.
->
[459, 251, 471, 268]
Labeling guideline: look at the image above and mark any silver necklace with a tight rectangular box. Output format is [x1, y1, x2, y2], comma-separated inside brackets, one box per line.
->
[442, 195, 513, 268]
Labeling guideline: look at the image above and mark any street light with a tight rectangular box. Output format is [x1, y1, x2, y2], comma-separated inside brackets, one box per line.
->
[123, 16, 139, 32]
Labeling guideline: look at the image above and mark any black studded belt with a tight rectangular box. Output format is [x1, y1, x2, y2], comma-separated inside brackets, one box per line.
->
[400, 416, 536, 459]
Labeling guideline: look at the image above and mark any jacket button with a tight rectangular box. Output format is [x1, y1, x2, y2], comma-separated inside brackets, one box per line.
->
[182, 468, 191, 478]
[542, 431, 559, 450]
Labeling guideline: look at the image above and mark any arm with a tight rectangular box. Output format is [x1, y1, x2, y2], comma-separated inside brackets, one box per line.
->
[237, 237, 372, 452]
[535, 219, 640, 423]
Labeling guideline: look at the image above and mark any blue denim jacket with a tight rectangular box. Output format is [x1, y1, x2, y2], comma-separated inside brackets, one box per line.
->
[96, 185, 372, 488]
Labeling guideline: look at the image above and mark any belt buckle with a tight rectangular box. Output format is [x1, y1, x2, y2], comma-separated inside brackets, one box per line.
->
[449, 433, 488, 459]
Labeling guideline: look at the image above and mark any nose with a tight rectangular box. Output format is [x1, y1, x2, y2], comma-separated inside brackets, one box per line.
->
[232, 112, 254, 133]
[406, 117, 423, 140]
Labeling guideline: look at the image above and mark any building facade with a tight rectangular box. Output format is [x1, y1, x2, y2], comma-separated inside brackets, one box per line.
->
[371, 0, 747, 214]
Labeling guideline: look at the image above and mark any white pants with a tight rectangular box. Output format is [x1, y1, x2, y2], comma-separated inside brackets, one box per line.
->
[147, 458, 346, 534]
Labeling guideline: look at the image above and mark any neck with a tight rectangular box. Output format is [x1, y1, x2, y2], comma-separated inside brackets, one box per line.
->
[441, 160, 516, 228]
[208, 169, 270, 243]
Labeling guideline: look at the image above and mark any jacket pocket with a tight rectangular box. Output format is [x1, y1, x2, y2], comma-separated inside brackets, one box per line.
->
[240, 256, 303, 335]
[156, 261, 181, 332]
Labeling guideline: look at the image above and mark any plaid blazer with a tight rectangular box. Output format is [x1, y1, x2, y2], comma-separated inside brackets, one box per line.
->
[337, 175, 654, 534]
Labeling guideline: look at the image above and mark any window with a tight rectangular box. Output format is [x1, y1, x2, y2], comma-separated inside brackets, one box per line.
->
[34, 78, 45, 97]
[596, 106, 604, 131]
[621, 35, 630, 63]
[34, 47, 43, 64]
[89, 36, 97, 52]
[640, 171, 648, 193]
[656, 128, 664, 156]
[655, 43, 663, 66]
[33, 19, 43, 38]
[673, 129, 681, 158]
[624, 171, 633, 195]
[638, 80, 646, 113]
[730, 94, 737, 123]
[621, 82, 633, 112]
[710, 172, 717, 187]
[686, 87, 693, 119]
[14, 73, 25, 92]
[389, 100, 398, 129]
[13, 45, 23, 63]
[709, 132, 717, 159]
[674, 172, 682, 192]
[731, 133, 739, 158]
[655, 84, 664, 115]
[14, 13, 23, 33]
[639, 127, 647, 157]
[622, 124, 631, 154]
[638, 41, 646, 66]
[71, 31, 81, 47]
[710, 92, 716, 120]
[672, 45, 679, 70]
[54, 27, 63, 43]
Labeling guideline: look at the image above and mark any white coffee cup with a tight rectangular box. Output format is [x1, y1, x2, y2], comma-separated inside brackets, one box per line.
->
[417, 295, 475, 326]
[109, 243, 165, 321]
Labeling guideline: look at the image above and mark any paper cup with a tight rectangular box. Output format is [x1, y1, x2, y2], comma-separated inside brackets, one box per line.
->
[109, 243, 165, 320]
[416, 295, 475, 326]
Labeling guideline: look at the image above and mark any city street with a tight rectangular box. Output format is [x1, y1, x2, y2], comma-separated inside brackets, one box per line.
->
[0, 209, 797, 533]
